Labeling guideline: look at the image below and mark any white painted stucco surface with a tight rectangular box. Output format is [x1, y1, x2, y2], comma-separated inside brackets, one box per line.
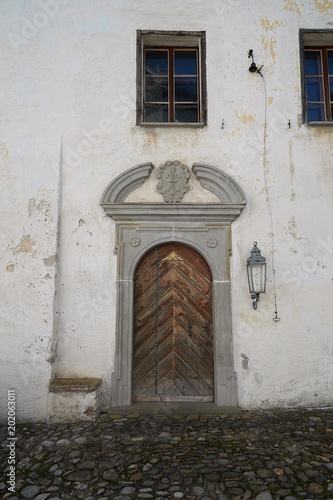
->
[0, 0, 332, 422]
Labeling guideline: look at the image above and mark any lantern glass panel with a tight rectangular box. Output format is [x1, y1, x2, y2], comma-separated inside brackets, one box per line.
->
[247, 263, 266, 294]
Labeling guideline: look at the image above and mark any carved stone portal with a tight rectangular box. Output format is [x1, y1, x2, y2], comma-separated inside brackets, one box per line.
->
[101, 162, 246, 408]
[156, 161, 190, 203]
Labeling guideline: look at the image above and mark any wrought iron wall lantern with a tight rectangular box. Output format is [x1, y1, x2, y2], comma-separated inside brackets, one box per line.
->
[246, 242, 267, 310]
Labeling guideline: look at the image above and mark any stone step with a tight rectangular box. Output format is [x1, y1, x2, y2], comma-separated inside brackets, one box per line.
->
[48, 378, 104, 423]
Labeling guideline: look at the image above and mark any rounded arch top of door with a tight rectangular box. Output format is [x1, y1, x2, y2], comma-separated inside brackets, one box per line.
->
[133, 243, 214, 403]
[132, 238, 214, 282]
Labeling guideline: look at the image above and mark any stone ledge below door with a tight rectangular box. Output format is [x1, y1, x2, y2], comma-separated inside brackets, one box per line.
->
[106, 402, 242, 418]
[48, 378, 104, 423]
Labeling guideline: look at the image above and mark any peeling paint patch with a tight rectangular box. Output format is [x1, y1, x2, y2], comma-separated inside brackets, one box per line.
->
[261, 18, 283, 32]
[11, 234, 36, 254]
[43, 255, 57, 266]
[6, 263, 14, 272]
[284, 0, 301, 14]
[260, 18, 282, 66]
[268, 97, 274, 105]
[241, 353, 249, 370]
[261, 37, 276, 60]
[235, 111, 255, 123]
[43, 273, 52, 279]
[314, 0, 333, 13]
[295, 49, 299, 77]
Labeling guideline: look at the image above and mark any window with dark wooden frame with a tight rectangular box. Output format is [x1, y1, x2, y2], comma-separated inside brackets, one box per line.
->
[304, 48, 333, 121]
[300, 30, 333, 123]
[137, 31, 207, 126]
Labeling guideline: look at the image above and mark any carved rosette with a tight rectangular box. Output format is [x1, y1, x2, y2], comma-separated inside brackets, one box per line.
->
[206, 238, 218, 248]
[156, 161, 190, 203]
[130, 237, 140, 247]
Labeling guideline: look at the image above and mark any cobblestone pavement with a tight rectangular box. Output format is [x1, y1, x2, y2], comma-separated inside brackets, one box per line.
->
[1, 408, 333, 500]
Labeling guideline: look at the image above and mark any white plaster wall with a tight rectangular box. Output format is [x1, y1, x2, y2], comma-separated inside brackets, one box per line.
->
[0, 0, 332, 421]
[0, 132, 61, 422]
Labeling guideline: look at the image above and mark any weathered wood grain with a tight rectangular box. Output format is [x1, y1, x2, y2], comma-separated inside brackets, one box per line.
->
[133, 243, 214, 402]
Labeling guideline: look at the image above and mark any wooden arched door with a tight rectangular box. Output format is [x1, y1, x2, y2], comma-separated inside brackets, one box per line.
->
[133, 243, 214, 402]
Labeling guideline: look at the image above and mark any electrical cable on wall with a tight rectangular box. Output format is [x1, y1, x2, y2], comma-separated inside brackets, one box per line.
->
[248, 50, 280, 322]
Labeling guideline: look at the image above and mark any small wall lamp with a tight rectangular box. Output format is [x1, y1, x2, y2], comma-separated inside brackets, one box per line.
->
[246, 242, 267, 310]
[248, 49, 263, 76]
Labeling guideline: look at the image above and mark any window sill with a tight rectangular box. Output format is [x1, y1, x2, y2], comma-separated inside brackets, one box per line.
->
[307, 121, 333, 127]
[139, 122, 206, 128]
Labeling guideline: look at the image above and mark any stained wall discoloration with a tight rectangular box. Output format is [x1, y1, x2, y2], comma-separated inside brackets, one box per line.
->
[235, 111, 255, 124]
[43, 255, 57, 266]
[289, 142, 296, 202]
[0, 143, 9, 161]
[241, 353, 249, 371]
[28, 198, 37, 216]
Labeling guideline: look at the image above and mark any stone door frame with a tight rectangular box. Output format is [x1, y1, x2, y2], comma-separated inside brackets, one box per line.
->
[101, 162, 246, 407]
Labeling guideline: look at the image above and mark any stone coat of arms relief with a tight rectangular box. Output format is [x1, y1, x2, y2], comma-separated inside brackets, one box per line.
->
[156, 161, 190, 203]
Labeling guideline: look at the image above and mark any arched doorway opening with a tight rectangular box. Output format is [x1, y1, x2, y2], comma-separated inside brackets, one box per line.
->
[133, 243, 214, 402]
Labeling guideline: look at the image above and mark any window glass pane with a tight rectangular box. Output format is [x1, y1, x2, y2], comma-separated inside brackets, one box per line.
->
[175, 77, 197, 102]
[307, 102, 325, 122]
[175, 105, 198, 122]
[328, 50, 333, 75]
[304, 50, 322, 75]
[174, 51, 197, 75]
[330, 77, 333, 103]
[144, 105, 168, 122]
[145, 50, 168, 75]
[145, 76, 168, 102]
[305, 76, 324, 102]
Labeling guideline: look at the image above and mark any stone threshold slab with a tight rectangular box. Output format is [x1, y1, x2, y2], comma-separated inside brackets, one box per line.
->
[105, 402, 242, 417]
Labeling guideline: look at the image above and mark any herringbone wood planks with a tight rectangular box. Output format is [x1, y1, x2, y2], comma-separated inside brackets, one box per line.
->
[133, 243, 214, 402]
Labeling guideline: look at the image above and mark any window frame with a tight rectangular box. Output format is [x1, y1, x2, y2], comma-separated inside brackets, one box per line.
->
[300, 29, 333, 124]
[137, 30, 207, 127]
